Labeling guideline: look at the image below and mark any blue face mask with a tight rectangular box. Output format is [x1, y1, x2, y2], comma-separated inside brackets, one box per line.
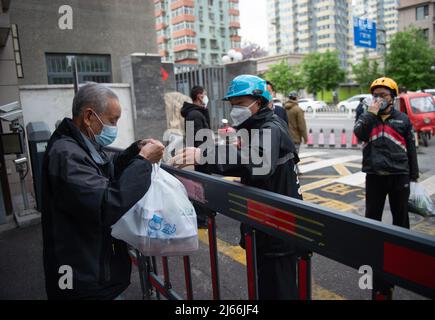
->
[91, 111, 118, 146]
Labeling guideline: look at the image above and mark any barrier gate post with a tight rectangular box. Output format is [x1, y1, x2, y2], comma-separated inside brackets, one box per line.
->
[298, 252, 313, 300]
[245, 227, 259, 300]
[208, 212, 221, 300]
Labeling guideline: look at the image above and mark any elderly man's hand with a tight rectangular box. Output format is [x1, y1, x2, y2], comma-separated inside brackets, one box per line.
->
[139, 139, 164, 163]
[168, 147, 201, 168]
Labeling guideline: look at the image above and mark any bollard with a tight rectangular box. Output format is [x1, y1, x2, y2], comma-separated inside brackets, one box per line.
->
[307, 129, 314, 148]
[351, 132, 359, 148]
[318, 129, 325, 148]
[341, 129, 347, 148]
[329, 129, 336, 148]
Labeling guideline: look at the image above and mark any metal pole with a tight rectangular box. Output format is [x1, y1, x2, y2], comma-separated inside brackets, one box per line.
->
[72, 57, 79, 93]
[245, 227, 258, 300]
[207, 212, 221, 300]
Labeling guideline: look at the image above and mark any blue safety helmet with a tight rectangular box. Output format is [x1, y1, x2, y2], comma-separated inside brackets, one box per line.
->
[223, 75, 272, 104]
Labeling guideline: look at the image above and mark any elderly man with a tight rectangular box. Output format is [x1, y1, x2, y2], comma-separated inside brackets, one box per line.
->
[41, 83, 164, 300]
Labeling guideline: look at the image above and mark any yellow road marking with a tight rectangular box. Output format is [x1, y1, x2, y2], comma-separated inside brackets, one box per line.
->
[412, 221, 435, 236]
[197, 229, 346, 300]
[333, 164, 352, 177]
[302, 192, 356, 212]
[301, 178, 336, 192]
[299, 157, 322, 165]
[300, 175, 341, 179]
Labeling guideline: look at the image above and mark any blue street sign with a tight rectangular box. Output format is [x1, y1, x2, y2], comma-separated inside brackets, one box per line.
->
[353, 17, 377, 49]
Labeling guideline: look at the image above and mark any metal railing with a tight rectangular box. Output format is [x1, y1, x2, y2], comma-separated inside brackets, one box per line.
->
[128, 163, 435, 301]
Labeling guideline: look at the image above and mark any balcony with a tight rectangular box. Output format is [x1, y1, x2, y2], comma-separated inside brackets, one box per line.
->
[229, 9, 240, 16]
[173, 43, 197, 52]
[157, 35, 169, 44]
[172, 28, 196, 38]
[170, 0, 195, 10]
[171, 14, 195, 25]
[155, 22, 168, 31]
[229, 21, 240, 29]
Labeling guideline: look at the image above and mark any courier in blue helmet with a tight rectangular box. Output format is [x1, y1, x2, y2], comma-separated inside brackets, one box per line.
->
[172, 74, 304, 300]
[223, 75, 272, 127]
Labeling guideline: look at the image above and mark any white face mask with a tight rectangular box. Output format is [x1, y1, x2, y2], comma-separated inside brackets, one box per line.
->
[230, 101, 256, 126]
[202, 95, 209, 107]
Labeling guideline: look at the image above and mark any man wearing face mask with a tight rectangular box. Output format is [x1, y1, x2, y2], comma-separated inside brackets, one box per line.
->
[172, 75, 302, 300]
[41, 83, 164, 299]
[181, 85, 212, 228]
[354, 77, 419, 299]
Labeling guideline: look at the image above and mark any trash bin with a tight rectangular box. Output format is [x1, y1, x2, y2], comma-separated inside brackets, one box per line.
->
[26, 122, 51, 211]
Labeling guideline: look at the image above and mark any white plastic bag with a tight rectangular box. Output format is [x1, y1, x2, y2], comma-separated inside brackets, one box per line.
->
[111, 164, 198, 256]
[408, 182, 434, 217]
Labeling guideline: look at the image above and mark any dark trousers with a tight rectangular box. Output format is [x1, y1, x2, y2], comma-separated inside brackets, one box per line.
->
[365, 174, 411, 296]
[256, 252, 299, 300]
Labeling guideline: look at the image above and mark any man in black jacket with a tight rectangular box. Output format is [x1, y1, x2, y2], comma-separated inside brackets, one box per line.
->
[181, 86, 212, 228]
[354, 77, 419, 299]
[41, 83, 164, 299]
[173, 75, 302, 299]
[266, 81, 289, 125]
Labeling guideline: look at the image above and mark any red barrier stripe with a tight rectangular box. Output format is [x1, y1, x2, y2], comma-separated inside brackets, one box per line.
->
[383, 242, 435, 290]
[247, 200, 296, 233]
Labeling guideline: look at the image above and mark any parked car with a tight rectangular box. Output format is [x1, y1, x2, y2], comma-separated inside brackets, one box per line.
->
[398, 92, 435, 147]
[298, 98, 327, 112]
[338, 94, 371, 112]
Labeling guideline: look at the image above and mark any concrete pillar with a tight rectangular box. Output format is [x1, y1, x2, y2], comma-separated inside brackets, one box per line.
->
[121, 53, 169, 141]
[224, 59, 258, 87]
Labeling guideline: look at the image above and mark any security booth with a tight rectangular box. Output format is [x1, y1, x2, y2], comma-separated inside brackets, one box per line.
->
[0, 132, 23, 224]
[26, 122, 51, 211]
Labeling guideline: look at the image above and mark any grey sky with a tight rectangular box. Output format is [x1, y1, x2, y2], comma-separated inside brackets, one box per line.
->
[239, 0, 269, 49]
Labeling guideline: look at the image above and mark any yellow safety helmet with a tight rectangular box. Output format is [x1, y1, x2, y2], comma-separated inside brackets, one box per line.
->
[370, 77, 399, 97]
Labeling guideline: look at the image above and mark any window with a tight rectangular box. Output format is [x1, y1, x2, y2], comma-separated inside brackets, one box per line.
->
[422, 28, 429, 40]
[46, 54, 112, 84]
[416, 5, 429, 20]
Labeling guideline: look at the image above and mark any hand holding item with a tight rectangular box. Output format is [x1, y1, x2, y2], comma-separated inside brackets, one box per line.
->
[139, 139, 165, 163]
[168, 147, 201, 169]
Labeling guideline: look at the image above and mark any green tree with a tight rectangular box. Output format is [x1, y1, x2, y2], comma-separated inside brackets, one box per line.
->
[264, 60, 305, 95]
[352, 55, 384, 91]
[301, 51, 346, 98]
[386, 27, 435, 90]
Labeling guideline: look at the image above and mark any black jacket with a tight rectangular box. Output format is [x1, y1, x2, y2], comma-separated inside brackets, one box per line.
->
[181, 102, 211, 148]
[273, 104, 289, 125]
[354, 109, 419, 181]
[355, 102, 365, 123]
[181, 102, 211, 174]
[202, 108, 302, 254]
[41, 118, 152, 299]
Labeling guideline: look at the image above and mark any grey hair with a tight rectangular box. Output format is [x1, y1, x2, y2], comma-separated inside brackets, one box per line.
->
[72, 82, 118, 118]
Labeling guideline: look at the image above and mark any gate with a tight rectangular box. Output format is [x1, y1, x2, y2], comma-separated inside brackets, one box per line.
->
[174, 64, 229, 131]
[128, 164, 435, 301]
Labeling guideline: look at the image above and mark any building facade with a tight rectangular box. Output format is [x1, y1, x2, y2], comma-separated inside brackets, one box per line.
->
[399, 0, 435, 47]
[350, 0, 399, 71]
[8, 0, 157, 85]
[266, 0, 352, 69]
[155, 0, 241, 65]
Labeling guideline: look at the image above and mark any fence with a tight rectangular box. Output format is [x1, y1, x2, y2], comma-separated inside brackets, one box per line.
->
[126, 162, 435, 301]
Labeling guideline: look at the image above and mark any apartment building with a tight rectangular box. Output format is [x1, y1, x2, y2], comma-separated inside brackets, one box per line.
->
[155, 0, 241, 65]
